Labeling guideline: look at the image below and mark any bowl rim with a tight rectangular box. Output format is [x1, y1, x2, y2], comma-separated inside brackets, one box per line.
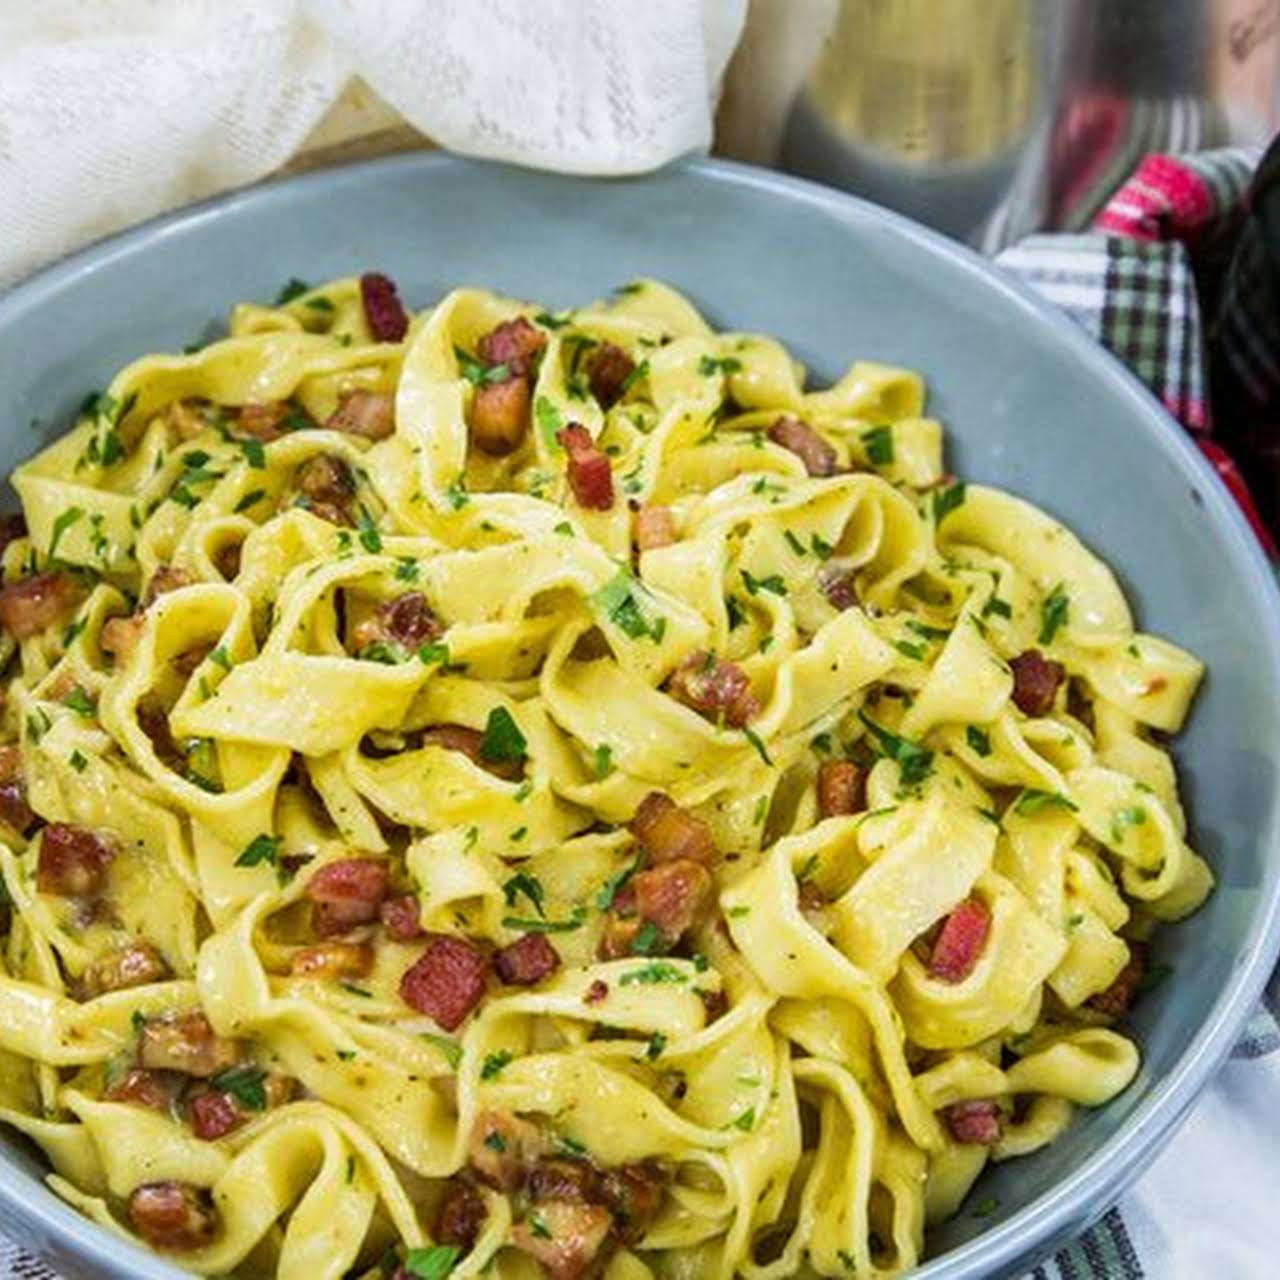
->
[0, 149, 1278, 1280]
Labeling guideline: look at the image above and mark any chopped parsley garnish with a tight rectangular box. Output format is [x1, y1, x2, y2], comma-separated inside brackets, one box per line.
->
[357, 508, 382, 554]
[725, 594, 747, 630]
[480, 1050, 513, 1080]
[418, 642, 451, 667]
[454, 345, 510, 385]
[63, 686, 95, 717]
[68, 750, 88, 773]
[534, 395, 562, 450]
[619, 358, 650, 395]
[553, 521, 574, 536]
[645, 1031, 667, 1060]
[1012, 789, 1078, 817]
[858, 712, 934, 787]
[484, 1131, 507, 1152]
[394, 557, 419, 582]
[698, 354, 743, 377]
[729, 1107, 756, 1132]
[614, 281, 644, 296]
[932, 482, 966, 524]
[502, 908, 586, 933]
[1109, 805, 1147, 843]
[403, 1244, 462, 1279]
[783, 529, 808, 558]
[983, 597, 1013, 619]
[743, 726, 773, 766]
[502, 871, 545, 917]
[304, 295, 334, 312]
[593, 744, 614, 779]
[1038, 583, 1070, 645]
[210, 1064, 267, 1110]
[740, 569, 787, 597]
[527, 1212, 553, 1240]
[596, 857, 640, 911]
[275, 278, 310, 305]
[234, 488, 266, 513]
[861, 425, 894, 466]
[534, 310, 572, 330]
[48, 506, 84, 558]
[240, 438, 266, 469]
[905, 619, 951, 640]
[479, 706, 527, 764]
[339, 981, 372, 998]
[421, 1033, 462, 1070]
[892, 639, 926, 661]
[619, 962, 688, 986]
[209, 646, 232, 671]
[971, 1197, 1000, 1219]
[631, 922, 665, 955]
[966, 725, 992, 756]
[235, 833, 282, 869]
[443, 477, 470, 510]
[593, 570, 666, 643]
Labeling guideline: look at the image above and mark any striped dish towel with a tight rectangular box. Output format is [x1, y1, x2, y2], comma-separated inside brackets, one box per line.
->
[3, 146, 1279, 1280]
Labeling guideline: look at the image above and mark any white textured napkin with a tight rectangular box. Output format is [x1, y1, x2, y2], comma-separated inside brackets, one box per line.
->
[0, 0, 747, 289]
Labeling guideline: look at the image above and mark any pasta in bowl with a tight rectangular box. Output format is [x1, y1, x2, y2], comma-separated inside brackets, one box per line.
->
[0, 272, 1211, 1279]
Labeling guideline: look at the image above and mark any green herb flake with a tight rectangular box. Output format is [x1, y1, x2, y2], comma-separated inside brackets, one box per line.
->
[240, 438, 266, 469]
[208, 646, 232, 671]
[729, 1106, 756, 1132]
[1038, 583, 1070, 645]
[480, 1050, 513, 1081]
[858, 712, 934, 787]
[48, 506, 85, 558]
[619, 961, 689, 987]
[592, 570, 666, 643]
[783, 529, 808, 558]
[356, 508, 383, 554]
[275, 278, 310, 305]
[502, 871, 545, 918]
[593, 743, 614, 780]
[698, 354, 743, 377]
[62, 686, 95, 717]
[1012, 789, 1078, 817]
[235, 833, 282, 869]
[501, 908, 586, 934]
[645, 1031, 667, 1060]
[553, 521, 574, 537]
[810, 533, 834, 560]
[596, 858, 640, 911]
[741, 568, 787, 597]
[68, 750, 88, 773]
[966, 725, 992, 757]
[210, 1064, 267, 1111]
[234, 488, 266, 514]
[892, 639, 926, 661]
[983, 597, 1013, 620]
[743, 725, 773, 766]
[336, 1049, 356, 1062]
[971, 1197, 1000, 1219]
[534, 395, 562, 449]
[1109, 805, 1148, 844]
[932, 482, 966, 524]
[418, 642, 450, 667]
[421, 1033, 462, 1070]
[304, 295, 335, 312]
[394, 557, 419, 583]
[479, 706, 527, 765]
[403, 1243, 462, 1280]
[861, 425, 894, 466]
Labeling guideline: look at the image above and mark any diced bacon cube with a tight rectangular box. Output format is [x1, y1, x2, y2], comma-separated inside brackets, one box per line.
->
[599, 1163, 665, 1244]
[944, 1099, 1002, 1145]
[629, 792, 719, 865]
[104, 1068, 183, 1113]
[469, 1110, 545, 1190]
[296, 454, 356, 526]
[326, 390, 395, 441]
[0, 744, 33, 834]
[797, 880, 828, 915]
[817, 760, 866, 818]
[632, 860, 712, 943]
[665, 650, 758, 727]
[588, 342, 636, 409]
[494, 933, 561, 986]
[399, 934, 489, 1030]
[511, 1199, 613, 1280]
[820, 568, 858, 611]
[127, 1181, 219, 1252]
[927, 898, 991, 983]
[557, 424, 614, 511]
[471, 376, 531, 456]
[636, 505, 676, 551]
[479, 317, 547, 376]
[138, 1012, 240, 1078]
[188, 1090, 243, 1141]
[78, 941, 169, 999]
[380, 894, 424, 941]
[37, 824, 116, 897]
[0, 572, 81, 640]
[1089, 942, 1149, 1018]
[433, 1178, 487, 1251]
[290, 941, 374, 979]
[527, 1158, 598, 1203]
[99, 613, 144, 663]
[360, 273, 410, 342]
[768, 417, 839, 477]
[1009, 649, 1067, 717]
[351, 592, 441, 655]
[236, 402, 294, 441]
[141, 565, 194, 608]
[305, 858, 390, 936]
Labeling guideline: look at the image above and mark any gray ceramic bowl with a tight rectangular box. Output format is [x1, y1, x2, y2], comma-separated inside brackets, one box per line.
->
[0, 154, 1277, 1279]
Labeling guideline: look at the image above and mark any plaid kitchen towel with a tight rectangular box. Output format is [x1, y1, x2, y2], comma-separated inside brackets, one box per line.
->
[995, 143, 1280, 1279]
[3, 146, 1279, 1280]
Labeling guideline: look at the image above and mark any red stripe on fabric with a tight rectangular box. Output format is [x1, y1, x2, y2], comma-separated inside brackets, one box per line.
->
[1198, 438, 1278, 557]
[1094, 154, 1216, 243]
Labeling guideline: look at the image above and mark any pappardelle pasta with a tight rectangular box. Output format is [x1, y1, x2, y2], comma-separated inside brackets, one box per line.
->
[0, 275, 1210, 1279]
